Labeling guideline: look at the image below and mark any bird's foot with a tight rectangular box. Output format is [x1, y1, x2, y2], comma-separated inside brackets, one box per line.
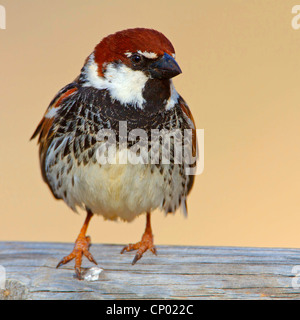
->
[56, 234, 97, 279]
[120, 230, 157, 265]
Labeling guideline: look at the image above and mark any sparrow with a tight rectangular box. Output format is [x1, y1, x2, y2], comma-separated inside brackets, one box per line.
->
[31, 28, 197, 279]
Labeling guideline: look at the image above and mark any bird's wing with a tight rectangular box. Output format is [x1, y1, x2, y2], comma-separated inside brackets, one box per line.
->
[31, 82, 79, 188]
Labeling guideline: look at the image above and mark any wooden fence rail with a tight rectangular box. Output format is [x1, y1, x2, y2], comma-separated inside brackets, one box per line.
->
[0, 241, 300, 299]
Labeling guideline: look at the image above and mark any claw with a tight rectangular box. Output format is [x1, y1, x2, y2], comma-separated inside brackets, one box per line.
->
[150, 247, 157, 255]
[56, 234, 97, 279]
[132, 253, 140, 265]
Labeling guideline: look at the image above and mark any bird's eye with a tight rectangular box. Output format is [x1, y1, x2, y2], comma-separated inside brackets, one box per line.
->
[131, 54, 142, 64]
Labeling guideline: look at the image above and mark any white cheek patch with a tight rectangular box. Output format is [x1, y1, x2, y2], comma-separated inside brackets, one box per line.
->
[106, 64, 148, 108]
[82, 54, 147, 109]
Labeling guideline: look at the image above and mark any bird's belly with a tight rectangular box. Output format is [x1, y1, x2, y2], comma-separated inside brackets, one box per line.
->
[73, 162, 167, 221]
[45, 145, 186, 221]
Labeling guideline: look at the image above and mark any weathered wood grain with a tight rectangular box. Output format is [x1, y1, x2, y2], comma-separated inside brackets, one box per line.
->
[0, 241, 300, 300]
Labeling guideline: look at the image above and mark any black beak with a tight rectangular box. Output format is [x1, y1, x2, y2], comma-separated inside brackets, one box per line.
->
[148, 53, 182, 79]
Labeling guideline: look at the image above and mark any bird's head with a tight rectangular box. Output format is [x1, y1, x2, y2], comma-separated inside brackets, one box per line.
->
[80, 28, 182, 110]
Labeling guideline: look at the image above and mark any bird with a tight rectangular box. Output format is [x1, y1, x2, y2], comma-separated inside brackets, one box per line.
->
[31, 28, 197, 279]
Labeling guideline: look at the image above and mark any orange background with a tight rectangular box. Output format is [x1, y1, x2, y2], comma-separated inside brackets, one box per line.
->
[0, 0, 299, 248]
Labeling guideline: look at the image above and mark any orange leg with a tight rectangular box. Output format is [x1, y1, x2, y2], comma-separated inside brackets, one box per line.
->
[56, 209, 97, 279]
[121, 212, 157, 265]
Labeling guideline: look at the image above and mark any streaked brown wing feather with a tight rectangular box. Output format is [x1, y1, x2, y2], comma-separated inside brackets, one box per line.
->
[31, 83, 78, 188]
[178, 99, 197, 196]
